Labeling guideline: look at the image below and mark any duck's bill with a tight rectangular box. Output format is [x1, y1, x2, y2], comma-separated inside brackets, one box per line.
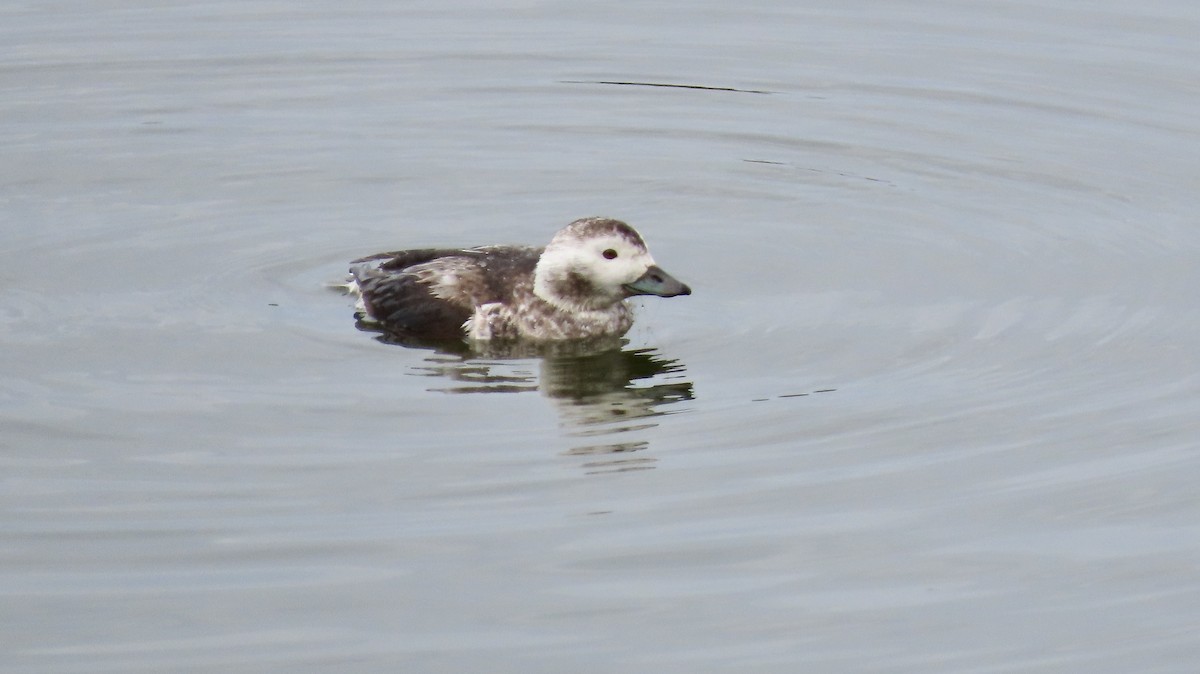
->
[624, 265, 692, 298]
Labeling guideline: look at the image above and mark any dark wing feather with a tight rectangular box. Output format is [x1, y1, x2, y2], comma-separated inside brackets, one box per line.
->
[352, 248, 456, 271]
[350, 246, 540, 340]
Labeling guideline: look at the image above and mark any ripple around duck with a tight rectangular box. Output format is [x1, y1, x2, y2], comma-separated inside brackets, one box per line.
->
[558, 58, 1200, 489]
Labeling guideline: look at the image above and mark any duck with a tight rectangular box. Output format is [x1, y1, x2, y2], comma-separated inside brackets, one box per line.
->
[346, 217, 691, 342]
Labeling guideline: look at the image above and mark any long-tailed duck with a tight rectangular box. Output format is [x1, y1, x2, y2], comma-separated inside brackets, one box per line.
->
[347, 217, 691, 342]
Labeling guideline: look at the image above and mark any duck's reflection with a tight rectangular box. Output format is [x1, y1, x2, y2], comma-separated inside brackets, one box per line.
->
[379, 332, 693, 473]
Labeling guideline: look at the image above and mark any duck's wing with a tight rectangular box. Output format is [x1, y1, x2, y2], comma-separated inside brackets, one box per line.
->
[350, 246, 539, 339]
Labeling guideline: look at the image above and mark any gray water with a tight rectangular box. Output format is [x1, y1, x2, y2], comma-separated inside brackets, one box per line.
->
[4, 1, 1200, 671]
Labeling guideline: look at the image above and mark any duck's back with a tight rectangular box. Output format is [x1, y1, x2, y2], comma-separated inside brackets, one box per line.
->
[350, 246, 541, 339]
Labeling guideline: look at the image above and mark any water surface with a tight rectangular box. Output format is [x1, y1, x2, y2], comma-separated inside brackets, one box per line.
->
[3, 1, 1200, 671]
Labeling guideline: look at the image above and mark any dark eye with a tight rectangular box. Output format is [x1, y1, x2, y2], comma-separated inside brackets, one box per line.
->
[602, 248, 618, 260]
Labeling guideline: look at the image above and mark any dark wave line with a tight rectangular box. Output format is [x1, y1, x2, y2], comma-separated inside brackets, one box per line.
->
[561, 80, 772, 94]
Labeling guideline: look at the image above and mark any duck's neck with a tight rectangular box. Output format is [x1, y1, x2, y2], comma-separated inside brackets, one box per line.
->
[533, 266, 621, 313]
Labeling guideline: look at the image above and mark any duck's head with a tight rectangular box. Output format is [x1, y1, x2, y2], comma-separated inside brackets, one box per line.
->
[533, 217, 692, 311]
